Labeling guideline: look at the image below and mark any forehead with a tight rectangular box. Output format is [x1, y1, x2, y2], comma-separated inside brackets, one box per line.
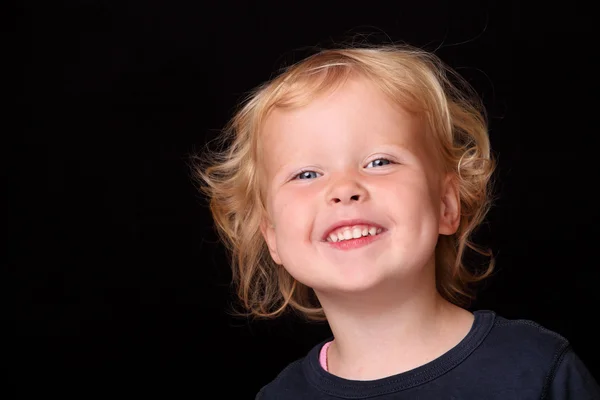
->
[260, 77, 426, 160]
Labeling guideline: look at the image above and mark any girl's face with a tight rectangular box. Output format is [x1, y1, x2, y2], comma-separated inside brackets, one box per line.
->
[259, 76, 459, 295]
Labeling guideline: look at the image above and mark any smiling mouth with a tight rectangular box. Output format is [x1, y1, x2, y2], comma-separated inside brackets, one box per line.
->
[323, 228, 387, 250]
[326, 226, 384, 242]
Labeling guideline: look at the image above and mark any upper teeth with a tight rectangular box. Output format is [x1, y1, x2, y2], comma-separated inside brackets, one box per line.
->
[326, 225, 383, 242]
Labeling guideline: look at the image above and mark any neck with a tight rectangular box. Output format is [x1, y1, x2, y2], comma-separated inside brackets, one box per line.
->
[315, 275, 474, 380]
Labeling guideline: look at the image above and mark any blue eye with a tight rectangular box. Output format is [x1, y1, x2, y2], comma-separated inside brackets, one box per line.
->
[366, 158, 392, 168]
[294, 170, 320, 180]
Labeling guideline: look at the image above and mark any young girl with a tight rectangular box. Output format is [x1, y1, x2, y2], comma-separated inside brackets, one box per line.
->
[196, 45, 599, 399]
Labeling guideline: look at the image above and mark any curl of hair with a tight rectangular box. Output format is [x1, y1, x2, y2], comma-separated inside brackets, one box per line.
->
[194, 44, 495, 321]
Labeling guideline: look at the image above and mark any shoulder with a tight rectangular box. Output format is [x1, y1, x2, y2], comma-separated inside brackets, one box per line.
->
[474, 311, 600, 397]
[546, 346, 600, 399]
[484, 312, 571, 361]
[255, 358, 309, 400]
[254, 338, 330, 399]
[466, 311, 571, 386]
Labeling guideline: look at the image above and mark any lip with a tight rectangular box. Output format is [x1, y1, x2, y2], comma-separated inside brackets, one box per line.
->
[321, 219, 386, 241]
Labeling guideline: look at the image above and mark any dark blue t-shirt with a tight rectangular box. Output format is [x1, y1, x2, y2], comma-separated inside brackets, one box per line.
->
[256, 310, 600, 399]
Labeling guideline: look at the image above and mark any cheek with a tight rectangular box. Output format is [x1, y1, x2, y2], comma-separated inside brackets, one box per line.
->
[272, 195, 302, 238]
[386, 179, 439, 223]
[273, 192, 316, 247]
[273, 187, 314, 222]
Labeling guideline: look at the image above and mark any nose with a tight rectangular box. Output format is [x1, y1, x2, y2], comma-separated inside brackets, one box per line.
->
[327, 173, 369, 205]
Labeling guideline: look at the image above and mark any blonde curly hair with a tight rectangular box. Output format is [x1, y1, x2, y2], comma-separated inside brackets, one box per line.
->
[195, 45, 495, 321]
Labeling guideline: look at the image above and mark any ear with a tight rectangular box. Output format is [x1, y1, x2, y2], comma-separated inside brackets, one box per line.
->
[438, 174, 461, 235]
[260, 216, 282, 265]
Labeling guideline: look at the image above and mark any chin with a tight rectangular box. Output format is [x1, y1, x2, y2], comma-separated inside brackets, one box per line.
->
[313, 270, 390, 295]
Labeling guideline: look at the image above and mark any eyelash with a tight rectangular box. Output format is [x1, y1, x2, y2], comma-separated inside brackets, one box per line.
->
[292, 157, 395, 180]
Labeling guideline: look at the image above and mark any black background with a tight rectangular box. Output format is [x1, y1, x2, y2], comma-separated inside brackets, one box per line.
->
[10, 1, 599, 397]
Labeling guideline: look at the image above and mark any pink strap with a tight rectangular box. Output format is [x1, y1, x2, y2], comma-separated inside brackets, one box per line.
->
[319, 341, 333, 371]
